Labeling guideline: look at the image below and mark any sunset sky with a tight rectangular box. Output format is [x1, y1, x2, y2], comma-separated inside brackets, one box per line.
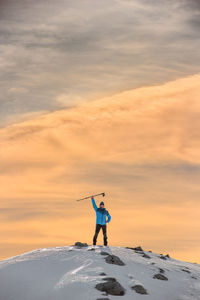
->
[0, 0, 200, 262]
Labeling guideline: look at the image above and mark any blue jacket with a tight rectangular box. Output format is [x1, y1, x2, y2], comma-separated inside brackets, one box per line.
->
[92, 197, 111, 225]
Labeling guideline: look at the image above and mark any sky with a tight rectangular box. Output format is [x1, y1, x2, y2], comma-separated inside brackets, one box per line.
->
[0, 0, 200, 262]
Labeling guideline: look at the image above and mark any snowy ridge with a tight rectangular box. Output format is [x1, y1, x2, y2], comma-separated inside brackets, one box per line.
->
[0, 244, 200, 300]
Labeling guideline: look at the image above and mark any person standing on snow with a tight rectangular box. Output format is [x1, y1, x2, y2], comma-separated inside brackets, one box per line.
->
[91, 197, 111, 246]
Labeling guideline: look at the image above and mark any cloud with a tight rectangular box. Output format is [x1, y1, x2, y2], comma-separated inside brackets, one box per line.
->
[1, 73, 200, 170]
[0, 200, 77, 222]
[0, 74, 200, 232]
[0, 0, 200, 125]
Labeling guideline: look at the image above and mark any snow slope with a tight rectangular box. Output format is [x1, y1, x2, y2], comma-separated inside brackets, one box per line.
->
[0, 244, 200, 300]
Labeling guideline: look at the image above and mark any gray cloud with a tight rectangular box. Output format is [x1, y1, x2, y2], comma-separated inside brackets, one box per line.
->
[0, 0, 200, 126]
[182, 0, 200, 10]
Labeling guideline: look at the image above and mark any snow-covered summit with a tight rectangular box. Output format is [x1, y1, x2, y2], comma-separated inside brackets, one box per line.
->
[0, 243, 200, 300]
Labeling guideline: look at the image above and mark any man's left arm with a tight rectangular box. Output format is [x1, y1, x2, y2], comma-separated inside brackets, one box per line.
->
[106, 211, 111, 223]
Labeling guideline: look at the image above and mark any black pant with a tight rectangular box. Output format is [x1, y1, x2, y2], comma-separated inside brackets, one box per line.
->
[93, 224, 107, 246]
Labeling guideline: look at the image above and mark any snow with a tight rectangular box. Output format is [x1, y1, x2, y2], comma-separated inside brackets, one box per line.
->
[0, 244, 200, 300]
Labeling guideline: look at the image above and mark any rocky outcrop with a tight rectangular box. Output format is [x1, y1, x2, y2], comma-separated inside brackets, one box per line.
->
[159, 268, 165, 274]
[126, 246, 143, 252]
[181, 268, 191, 273]
[159, 254, 170, 260]
[126, 246, 151, 259]
[100, 251, 110, 256]
[74, 242, 88, 247]
[131, 284, 148, 294]
[95, 277, 125, 296]
[153, 273, 168, 280]
[105, 254, 125, 266]
[142, 253, 151, 259]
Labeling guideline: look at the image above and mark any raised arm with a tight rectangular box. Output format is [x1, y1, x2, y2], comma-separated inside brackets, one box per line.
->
[91, 197, 97, 211]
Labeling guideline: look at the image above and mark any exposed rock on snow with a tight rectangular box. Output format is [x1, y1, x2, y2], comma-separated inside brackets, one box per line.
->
[74, 242, 88, 248]
[126, 246, 143, 252]
[105, 254, 125, 266]
[181, 268, 191, 273]
[153, 273, 168, 280]
[131, 284, 148, 294]
[100, 251, 110, 256]
[142, 253, 151, 259]
[158, 268, 165, 273]
[95, 277, 125, 295]
[126, 246, 151, 259]
[159, 254, 170, 260]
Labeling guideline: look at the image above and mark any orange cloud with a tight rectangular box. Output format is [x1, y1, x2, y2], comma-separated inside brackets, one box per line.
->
[0, 74, 200, 262]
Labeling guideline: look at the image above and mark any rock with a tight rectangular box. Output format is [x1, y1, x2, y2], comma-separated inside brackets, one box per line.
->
[74, 242, 88, 247]
[101, 251, 110, 256]
[99, 272, 107, 276]
[104, 277, 116, 282]
[134, 246, 143, 252]
[88, 248, 95, 251]
[159, 268, 165, 274]
[96, 298, 110, 300]
[159, 254, 167, 260]
[181, 269, 191, 273]
[126, 246, 150, 259]
[153, 273, 168, 280]
[191, 276, 197, 279]
[131, 284, 148, 295]
[105, 254, 125, 266]
[126, 246, 143, 252]
[142, 253, 151, 259]
[95, 277, 125, 296]
[159, 254, 170, 259]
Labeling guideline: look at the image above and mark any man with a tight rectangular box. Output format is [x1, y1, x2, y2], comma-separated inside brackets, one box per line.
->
[91, 196, 111, 246]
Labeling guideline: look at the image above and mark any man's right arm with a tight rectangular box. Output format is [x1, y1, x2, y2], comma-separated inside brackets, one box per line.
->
[91, 197, 97, 211]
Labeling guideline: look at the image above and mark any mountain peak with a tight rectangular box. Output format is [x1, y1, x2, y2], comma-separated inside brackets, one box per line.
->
[0, 243, 199, 300]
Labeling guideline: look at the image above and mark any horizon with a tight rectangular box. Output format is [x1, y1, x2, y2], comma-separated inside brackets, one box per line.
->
[2, 242, 200, 265]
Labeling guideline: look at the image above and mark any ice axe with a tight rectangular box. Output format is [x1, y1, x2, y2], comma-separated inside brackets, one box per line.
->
[76, 192, 105, 202]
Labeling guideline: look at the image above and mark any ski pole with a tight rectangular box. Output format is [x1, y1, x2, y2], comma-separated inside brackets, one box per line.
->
[76, 192, 105, 202]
